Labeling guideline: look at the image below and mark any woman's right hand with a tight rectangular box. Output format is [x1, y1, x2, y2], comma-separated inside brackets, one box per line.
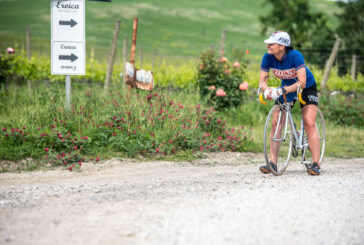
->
[264, 87, 273, 100]
[264, 87, 282, 100]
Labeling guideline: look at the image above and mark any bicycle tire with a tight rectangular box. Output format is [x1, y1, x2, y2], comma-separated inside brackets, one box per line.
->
[264, 105, 292, 176]
[302, 107, 326, 168]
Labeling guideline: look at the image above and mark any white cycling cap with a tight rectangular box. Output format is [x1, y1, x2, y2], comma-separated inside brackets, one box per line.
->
[264, 31, 291, 46]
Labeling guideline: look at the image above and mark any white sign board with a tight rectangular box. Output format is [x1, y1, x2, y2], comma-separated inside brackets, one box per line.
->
[51, 0, 85, 75]
[136, 69, 153, 84]
[51, 41, 85, 75]
[124, 62, 154, 91]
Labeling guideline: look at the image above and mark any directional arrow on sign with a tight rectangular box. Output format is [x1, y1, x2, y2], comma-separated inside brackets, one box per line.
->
[59, 19, 78, 27]
[59, 53, 78, 62]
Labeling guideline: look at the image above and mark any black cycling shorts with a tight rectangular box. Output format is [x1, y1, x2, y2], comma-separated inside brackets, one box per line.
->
[300, 83, 318, 108]
[275, 83, 318, 108]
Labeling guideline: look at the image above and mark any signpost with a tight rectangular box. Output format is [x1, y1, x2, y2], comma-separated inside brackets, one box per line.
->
[124, 17, 154, 92]
[51, 0, 85, 108]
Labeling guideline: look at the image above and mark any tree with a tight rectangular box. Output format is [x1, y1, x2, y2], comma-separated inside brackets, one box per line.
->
[335, 0, 364, 75]
[259, 0, 332, 48]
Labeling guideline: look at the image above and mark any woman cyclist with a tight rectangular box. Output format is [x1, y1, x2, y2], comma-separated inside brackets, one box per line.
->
[258, 31, 321, 175]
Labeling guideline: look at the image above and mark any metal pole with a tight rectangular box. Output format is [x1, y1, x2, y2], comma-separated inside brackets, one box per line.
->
[65, 75, 71, 109]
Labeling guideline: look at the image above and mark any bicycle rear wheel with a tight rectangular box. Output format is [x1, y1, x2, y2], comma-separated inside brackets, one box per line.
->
[302, 107, 326, 168]
[264, 105, 292, 176]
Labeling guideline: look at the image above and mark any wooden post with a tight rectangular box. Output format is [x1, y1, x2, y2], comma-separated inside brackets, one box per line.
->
[122, 38, 127, 88]
[219, 29, 226, 60]
[128, 17, 138, 92]
[123, 38, 127, 65]
[321, 39, 341, 91]
[351, 54, 357, 81]
[130, 17, 138, 65]
[105, 19, 121, 90]
[26, 27, 31, 60]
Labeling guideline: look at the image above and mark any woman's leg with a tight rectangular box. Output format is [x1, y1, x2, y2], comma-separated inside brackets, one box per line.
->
[302, 104, 320, 165]
[270, 109, 286, 164]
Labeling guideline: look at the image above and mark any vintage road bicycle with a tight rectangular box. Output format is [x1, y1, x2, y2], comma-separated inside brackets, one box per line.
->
[257, 83, 326, 176]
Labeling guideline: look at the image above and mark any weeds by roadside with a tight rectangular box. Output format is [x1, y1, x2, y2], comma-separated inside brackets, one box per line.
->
[0, 82, 254, 171]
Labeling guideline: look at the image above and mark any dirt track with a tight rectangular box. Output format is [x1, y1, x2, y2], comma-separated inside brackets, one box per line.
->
[1, 152, 363, 245]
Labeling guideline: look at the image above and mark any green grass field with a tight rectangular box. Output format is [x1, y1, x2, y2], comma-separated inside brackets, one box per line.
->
[0, 0, 341, 64]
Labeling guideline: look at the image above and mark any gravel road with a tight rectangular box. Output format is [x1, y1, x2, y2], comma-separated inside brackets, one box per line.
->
[1, 152, 363, 245]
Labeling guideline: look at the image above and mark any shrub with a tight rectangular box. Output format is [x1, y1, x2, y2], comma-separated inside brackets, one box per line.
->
[320, 91, 364, 127]
[197, 49, 248, 110]
[0, 50, 12, 88]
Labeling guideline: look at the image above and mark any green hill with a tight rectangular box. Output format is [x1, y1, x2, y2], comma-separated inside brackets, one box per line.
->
[0, 0, 341, 64]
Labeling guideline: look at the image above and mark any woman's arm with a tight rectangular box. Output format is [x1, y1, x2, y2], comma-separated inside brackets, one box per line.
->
[265, 68, 307, 100]
[259, 70, 269, 91]
[284, 67, 306, 93]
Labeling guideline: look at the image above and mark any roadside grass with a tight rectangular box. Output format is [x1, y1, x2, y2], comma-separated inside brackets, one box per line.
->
[0, 81, 252, 172]
[325, 125, 364, 158]
[247, 121, 364, 159]
[221, 95, 364, 159]
[1, 81, 362, 172]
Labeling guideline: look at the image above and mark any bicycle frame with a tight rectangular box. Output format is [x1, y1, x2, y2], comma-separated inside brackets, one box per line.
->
[260, 83, 306, 148]
[273, 103, 305, 150]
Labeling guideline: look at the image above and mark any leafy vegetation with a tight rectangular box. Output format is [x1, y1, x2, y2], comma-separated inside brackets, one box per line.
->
[197, 49, 249, 110]
[259, 0, 363, 76]
[0, 82, 255, 171]
[320, 91, 364, 128]
[1, 51, 362, 91]
[335, 0, 364, 75]
[259, 0, 331, 49]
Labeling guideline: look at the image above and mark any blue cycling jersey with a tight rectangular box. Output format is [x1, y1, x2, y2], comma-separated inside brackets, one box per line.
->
[260, 50, 316, 102]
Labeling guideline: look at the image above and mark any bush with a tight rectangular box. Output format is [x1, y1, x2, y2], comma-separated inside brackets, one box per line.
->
[197, 49, 248, 110]
[320, 91, 364, 127]
[0, 51, 12, 88]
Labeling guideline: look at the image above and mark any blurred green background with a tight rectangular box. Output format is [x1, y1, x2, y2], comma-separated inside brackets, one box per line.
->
[0, 0, 341, 64]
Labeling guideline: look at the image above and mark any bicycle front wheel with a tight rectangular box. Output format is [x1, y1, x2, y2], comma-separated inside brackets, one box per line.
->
[264, 105, 292, 176]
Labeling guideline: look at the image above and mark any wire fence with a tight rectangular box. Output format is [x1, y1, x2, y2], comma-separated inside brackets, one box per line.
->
[301, 47, 363, 76]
